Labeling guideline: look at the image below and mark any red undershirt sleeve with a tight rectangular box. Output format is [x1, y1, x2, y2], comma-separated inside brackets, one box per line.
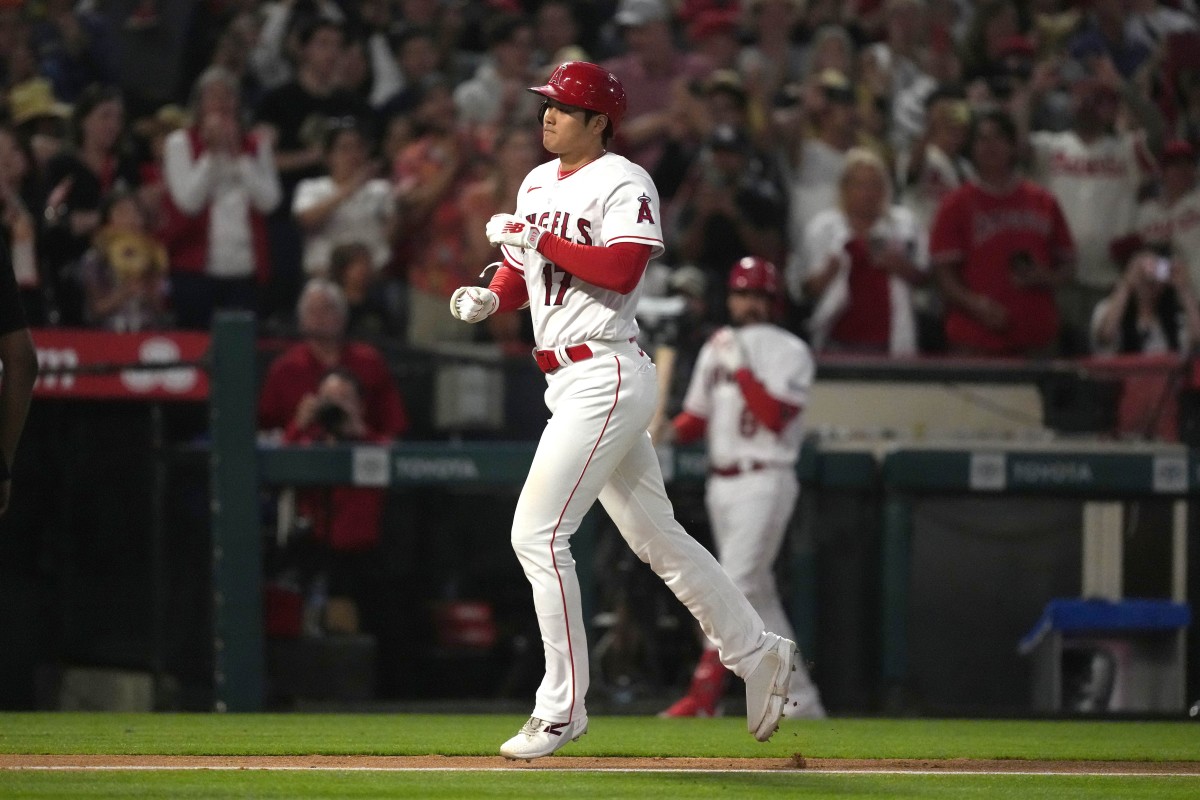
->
[671, 411, 707, 444]
[536, 237, 651, 295]
[735, 369, 801, 434]
[486, 264, 529, 312]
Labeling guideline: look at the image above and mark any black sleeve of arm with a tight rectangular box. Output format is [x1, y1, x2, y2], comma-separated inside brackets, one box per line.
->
[0, 245, 28, 336]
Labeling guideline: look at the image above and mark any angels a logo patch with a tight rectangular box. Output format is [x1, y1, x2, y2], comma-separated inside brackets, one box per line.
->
[636, 193, 655, 224]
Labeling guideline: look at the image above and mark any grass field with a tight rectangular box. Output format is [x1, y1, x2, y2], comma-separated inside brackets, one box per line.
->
[0, 713, 1197, 798]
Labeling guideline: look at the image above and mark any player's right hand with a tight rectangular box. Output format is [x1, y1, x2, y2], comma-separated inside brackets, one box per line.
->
[450, 286, 498, 323]
[486, 213, 544, 251]
[710, 327, 746, 373]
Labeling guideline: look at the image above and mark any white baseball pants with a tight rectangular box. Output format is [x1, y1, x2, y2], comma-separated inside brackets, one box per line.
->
[705, 468, 799, 643]
[510, 340, 773, 724]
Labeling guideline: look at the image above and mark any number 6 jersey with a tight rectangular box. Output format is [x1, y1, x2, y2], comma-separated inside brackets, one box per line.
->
[683, 324, 814, 469]
[498, 152, 665, 349]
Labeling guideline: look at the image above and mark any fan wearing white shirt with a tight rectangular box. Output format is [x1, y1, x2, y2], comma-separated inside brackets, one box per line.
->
[162, 66, 281, 329]
[292, 118, 398, 277]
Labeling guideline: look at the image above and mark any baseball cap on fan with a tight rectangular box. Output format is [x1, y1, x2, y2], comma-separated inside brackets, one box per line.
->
[816, 69, 856, 104]
[8, 78, 71, 128]
[615, 0, 670, 27]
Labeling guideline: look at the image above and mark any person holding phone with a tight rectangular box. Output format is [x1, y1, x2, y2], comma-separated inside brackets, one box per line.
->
[1089, 246, 1200, 356]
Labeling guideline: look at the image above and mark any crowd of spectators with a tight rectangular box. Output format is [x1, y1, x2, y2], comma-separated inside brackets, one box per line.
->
[3, 0, 1200, 363]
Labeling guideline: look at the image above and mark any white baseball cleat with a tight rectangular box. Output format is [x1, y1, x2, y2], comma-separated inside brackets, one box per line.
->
[744, 636, 796, 742]
[499, 716, 589, 760]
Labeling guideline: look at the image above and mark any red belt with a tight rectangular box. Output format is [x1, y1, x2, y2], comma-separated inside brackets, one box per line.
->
[533, 344, 593, 373]
[710, 461, 768, 477]
[533, 338, 640, 374]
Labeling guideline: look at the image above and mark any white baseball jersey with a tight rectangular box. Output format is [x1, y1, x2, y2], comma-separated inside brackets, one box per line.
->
[678, 322, 824, 713]
[489, 149, 783, 730]
[1030, 130, 1154, 289]
[683, 324, 813, 469]
[1135, 190, 1200, 290]
[499, 152, 665, 349]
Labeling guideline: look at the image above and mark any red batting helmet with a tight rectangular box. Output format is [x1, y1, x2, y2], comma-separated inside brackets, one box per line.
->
[528, 61, 627, 131]
[727, 256, 780, 297]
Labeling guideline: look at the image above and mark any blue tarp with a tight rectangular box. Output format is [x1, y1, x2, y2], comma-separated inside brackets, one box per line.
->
[1018, 598, 1192, 655]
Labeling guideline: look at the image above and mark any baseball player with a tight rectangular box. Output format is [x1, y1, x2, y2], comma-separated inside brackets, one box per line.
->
[449, 61, 800, 760]
[657, 257, 825, 719]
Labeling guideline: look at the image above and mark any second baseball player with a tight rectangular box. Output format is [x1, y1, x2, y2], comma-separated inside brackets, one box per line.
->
[657, 256, 826, 720]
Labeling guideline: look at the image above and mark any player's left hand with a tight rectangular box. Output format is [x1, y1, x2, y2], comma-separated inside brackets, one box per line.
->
[486, 213, 544, 251]
[450, 286, 498, 323]
[710, 327, 746, 373]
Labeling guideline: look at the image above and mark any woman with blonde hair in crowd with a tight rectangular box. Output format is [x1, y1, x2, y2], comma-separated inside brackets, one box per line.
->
[797, 147, 929, 355]
[161, 66, 281, 329]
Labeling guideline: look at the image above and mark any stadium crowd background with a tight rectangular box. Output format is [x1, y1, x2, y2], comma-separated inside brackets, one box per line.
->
[4, 0, 1200, 363]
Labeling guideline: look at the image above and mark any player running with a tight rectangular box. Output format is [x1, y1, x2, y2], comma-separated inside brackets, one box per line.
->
[449, 61, 802, 760]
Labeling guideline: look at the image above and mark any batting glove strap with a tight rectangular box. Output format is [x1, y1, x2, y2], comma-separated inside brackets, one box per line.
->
[486, 213, 545, 251]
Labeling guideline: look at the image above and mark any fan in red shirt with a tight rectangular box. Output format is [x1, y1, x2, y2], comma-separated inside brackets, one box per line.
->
[258, 277, 408, 552]
[280, 366, 391, 552]
[258, 277, 408, 645]
[258, 278, 408, 441]
[930, 109, 1076, 356]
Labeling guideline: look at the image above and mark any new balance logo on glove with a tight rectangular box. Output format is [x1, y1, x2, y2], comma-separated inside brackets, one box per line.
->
[486, 213, 544, 251]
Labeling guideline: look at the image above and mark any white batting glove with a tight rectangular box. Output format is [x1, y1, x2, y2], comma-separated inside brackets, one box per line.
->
[486, 213, 545, 251]
[710, 327, 746, 373]
[449, 286, 498, 323]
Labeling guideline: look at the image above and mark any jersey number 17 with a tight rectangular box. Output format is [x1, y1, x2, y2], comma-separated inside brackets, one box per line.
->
[542, 264, 573, 305]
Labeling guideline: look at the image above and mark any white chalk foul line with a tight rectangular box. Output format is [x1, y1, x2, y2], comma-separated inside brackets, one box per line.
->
[2, 765, 1197, 777]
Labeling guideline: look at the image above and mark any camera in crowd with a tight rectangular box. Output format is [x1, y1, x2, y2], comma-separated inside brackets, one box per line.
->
[312, 400, 352, 439]
[1009, 250, 1036, 280]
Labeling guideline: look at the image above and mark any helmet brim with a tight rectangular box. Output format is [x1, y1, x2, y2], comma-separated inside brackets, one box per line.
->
[527, 83, 619, 133]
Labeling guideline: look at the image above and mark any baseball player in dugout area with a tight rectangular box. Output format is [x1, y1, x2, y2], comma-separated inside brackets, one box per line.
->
[450, 62, 804, 761]
[655, 257, 826, 721]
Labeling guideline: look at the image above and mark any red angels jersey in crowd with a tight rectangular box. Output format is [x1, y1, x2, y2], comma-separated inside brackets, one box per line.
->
[498, 152, 665, 349]
[930, 180, 1075, 353]
[683, 323, 814, 468]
